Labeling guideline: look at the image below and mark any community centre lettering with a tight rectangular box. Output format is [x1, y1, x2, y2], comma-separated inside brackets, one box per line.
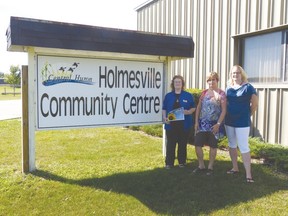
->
[37, 56, 164, 128]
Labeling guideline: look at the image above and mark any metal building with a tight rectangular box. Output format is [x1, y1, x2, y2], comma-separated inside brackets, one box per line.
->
[136, 0, 288, 146]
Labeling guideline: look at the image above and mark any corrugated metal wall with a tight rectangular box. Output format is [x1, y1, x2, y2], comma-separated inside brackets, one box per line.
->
[136, 0, 288, 146]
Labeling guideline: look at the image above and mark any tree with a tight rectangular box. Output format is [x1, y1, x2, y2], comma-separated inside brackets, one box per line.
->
[4, 65, 21, 96]
[0, 72, 4, 78]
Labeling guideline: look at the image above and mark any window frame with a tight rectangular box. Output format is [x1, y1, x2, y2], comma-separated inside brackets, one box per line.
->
[232, 25, 288, 85]
[239, 30, 287, 84]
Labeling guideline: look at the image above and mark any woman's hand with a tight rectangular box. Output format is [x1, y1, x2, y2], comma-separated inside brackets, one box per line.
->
[184, 109, 190, 115]
[194, 122, 199, 131]
[212, 123, 220, 134]
[184, 108, 195, 115]
[163, 117, 170, 124]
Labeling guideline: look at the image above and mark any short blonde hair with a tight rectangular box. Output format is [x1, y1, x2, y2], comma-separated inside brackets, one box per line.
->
[206, 71, 219, 82]
[227, 65, 248, 86]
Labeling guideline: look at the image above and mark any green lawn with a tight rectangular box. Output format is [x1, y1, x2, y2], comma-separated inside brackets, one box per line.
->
[0, 119, 287, 215]
[0, 85, 21, 100]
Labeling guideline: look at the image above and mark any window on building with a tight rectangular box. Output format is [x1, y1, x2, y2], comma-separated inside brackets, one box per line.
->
[241, 31, 288, 83]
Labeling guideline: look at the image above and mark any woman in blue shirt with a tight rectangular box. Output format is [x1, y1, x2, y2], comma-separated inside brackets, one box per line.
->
[225, 65, 258, 183]
[162, 75, 196, 169]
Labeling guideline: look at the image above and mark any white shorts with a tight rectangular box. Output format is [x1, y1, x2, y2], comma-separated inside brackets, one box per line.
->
[224, 125, 250, 153]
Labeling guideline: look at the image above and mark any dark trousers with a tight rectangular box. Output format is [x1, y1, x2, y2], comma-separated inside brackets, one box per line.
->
[165, 129, 189, 166]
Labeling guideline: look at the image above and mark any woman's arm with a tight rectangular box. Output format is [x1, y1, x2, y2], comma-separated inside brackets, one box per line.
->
[212, 96, 226, 133]
[250, 94, 258, 116]
[183, 93, 196, 115]
[218, 98, 227, 124]
[162, 109, 167, 123]
[194, 100, 201, 131]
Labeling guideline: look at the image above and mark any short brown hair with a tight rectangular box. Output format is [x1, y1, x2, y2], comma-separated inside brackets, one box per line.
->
[206, 71, 219, 82]
[170, 75, 185, 91]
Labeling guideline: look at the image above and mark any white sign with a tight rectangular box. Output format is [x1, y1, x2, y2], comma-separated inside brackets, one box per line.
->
[37, 56, 164, 130]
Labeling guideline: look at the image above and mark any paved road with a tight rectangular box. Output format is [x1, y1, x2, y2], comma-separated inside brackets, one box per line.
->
[0, 100, 22, 120]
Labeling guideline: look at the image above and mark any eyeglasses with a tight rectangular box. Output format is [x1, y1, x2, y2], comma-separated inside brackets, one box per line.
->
[174, 80, 182, 84]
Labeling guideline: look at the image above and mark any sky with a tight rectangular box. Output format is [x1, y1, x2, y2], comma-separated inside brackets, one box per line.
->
[0, 0, 147, 73]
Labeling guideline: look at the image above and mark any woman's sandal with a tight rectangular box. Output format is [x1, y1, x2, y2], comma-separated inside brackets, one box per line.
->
[193, 167, 206, 173]
[246, 178, 255, 183]
[206, 169, 213, 176]
[226, 169, 239, 174]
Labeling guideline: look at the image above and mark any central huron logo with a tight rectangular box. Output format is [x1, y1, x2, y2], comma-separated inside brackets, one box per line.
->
[41, 62, 94, 86]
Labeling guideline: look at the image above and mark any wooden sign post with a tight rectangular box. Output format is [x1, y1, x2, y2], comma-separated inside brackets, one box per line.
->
[21, 65, 29, 173]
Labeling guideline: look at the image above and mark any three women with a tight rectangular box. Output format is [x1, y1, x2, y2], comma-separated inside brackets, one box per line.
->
[163, 65, 258, 182]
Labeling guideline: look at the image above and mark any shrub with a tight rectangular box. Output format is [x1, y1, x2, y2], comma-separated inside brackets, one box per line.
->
[249, 137, 288, 172]
[128, 125, 141, 131]
[186, 88, 202, 107]
[139, 124, 163, 137]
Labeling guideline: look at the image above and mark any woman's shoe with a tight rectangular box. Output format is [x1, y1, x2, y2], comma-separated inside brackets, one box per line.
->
[246, 178, 255, 183]
[206, 169, 213, 176]
[165, 165, 173, 169]
[193, 167, 206, 173]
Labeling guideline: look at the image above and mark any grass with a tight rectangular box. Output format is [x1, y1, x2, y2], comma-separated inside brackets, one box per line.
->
[0, 85, 21, 100]
[0, 119, 288, 215]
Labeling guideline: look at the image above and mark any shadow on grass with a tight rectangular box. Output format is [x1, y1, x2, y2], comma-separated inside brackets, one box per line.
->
[33, 161, 287, 215]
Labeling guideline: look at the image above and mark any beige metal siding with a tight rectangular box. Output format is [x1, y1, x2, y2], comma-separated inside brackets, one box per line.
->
[254, 86, 288, 146]
[137, 0, 288, 146]
[281, 89, 288, 145]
